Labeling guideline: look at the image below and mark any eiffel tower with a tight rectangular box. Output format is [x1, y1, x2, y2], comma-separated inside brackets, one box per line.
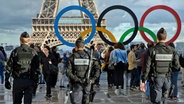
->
[30, 0, 106, 48]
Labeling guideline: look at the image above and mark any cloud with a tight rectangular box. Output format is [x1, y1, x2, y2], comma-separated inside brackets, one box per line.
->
[134, 0, 184, 10]
[0, 0, 42, 28]
[106, 22, 184, 43]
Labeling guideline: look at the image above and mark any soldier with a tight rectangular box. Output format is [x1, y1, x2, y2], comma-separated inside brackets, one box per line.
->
[5, 32, 40, 104]
[141, 28, 180, 104]
[66, 37, 100, 104]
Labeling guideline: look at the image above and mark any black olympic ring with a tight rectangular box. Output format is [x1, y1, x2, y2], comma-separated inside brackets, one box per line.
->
[97, 5, 139, 45]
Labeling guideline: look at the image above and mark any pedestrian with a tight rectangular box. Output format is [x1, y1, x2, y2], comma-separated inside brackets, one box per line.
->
[104, 46, 114, 88]
[50, 46, 60, 88]
[66, 37, 100, 104]
[62, 53, 68, 66]
[135, 43, 146, 87]
[179, 54, 184, 87]
[41, 45, 57, 99]
[58, 58, 66, 88]
[30, 45, 42, 97]
[168, 42, 180, 100]
[141, 42, 154, 99]
[61, 53, 69, 84]
[128, 44, 140, 90]
[0, 46, 7, 84]
[0, 46, 7, 61]
[109, 42, 128, 95]
[141, 28, 180, 104]
[93, 43, 103, 88]
[5, 32, 40, 104]
[34, 46, 45, 84]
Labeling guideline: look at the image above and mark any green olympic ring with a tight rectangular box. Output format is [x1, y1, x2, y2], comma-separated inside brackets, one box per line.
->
[119, 27, 157, 43]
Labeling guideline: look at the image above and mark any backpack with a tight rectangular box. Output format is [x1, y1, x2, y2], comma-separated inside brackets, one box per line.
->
[13, 46, 35, 75]
[152, 45, 173, 75]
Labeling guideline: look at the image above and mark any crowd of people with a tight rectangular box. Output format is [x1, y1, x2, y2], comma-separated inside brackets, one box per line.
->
[0, 28, 184, 104]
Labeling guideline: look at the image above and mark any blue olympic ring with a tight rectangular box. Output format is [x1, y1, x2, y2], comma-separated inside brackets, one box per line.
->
[54, 5, 96, 47]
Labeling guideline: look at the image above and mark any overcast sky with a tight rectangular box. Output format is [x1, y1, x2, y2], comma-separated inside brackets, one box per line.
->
[0, 0, 183, 47]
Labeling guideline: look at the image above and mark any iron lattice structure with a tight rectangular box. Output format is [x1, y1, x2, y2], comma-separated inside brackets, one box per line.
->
[30, 0, 106, 48]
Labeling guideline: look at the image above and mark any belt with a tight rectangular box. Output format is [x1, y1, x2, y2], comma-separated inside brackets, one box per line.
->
[156, 73, 170, 77]
[157, 74, 166, 77]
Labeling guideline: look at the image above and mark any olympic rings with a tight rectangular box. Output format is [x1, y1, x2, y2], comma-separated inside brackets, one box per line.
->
[79, 27, 117, 43]
[54, 5, 182, 47]
[54, 6, 96, 47]
[119, 27, 157, 43]
[140, 5, 181, 44]
[97, 5, 138, 45]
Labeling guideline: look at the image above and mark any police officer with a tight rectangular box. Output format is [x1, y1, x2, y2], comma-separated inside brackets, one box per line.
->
[66, 37, 100, 104]
[5, 32, 40, 104]
[141, 28, 180, 104]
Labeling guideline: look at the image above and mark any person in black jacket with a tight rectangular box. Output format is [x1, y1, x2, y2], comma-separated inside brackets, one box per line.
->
[50, 46, 60, 87]
[141, 28, 180, 104]
[168, 42, 180, 100]
[41, 45, 57, 99]
[179, 54, 184, 87]
[5, 32, 40, 104]
[0, 46, 7, 84]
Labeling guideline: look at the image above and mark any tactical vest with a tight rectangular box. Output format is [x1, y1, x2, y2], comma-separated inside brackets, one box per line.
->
[13, 46, 35, 77]
[72, 51, 90, 79]
[152, 45, 173, 75]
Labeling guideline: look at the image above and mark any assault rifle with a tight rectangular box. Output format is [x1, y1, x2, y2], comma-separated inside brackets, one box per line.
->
[84, 41, 96, 102]
[87, 44, 95, 83]
[87, 42, 97, 102]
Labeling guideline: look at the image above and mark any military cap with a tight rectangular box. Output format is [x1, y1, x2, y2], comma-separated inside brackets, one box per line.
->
[20, 32, 30, 38]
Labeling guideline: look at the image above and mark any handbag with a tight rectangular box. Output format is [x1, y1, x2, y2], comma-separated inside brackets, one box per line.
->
[49, 64, 58, 74]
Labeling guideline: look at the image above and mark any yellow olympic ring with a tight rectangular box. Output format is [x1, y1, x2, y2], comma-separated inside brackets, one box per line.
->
[79, 27, 117, 43]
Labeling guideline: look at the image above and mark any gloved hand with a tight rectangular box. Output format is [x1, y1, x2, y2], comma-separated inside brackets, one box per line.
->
[89, 79, 95, 84]
[83, 79, 89, 86]
[5, 81, 11, 90]
[79, 79, 86, 84]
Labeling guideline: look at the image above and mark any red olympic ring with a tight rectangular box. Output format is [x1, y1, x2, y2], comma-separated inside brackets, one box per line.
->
[140, 5, 181, 44]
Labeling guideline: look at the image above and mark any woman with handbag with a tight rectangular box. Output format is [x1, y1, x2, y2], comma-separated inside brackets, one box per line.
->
[41, 45, 57, 99]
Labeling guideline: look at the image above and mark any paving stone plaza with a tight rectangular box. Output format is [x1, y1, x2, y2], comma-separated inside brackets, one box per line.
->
[0, 72, 184, 104]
